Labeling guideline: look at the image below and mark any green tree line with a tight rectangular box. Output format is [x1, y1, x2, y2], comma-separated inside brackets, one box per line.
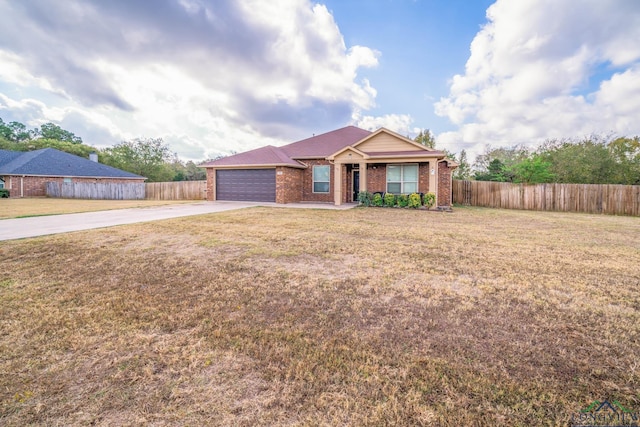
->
[3, 117, 638, 185]
[413, 128, 640, 185]
[0, 117, 205, 182]
[472, 136, 640, 184]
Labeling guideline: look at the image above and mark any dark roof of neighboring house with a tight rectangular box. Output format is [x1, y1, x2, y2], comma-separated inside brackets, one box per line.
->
[202, 126, 372, 168]
[0, 148, 145, 179]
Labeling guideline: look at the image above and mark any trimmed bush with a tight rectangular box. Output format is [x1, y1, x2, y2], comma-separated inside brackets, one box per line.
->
[408, 193, 421, 209]
[357, 191, 373, 207]
[383, 192, 396, 207]
[423, 192, 436, 209]
[0, 189, 9, 198]
[397, 194, 409, 208]
[372, 193, 383, 207]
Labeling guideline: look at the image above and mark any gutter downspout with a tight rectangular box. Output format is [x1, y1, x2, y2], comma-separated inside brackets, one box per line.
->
[21, 175, 25, 198]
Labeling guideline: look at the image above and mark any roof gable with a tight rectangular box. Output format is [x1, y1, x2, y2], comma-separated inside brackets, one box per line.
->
[352, 128, 435, 153]
[327, 146, 368, 161]
[0, 148, 145, 179]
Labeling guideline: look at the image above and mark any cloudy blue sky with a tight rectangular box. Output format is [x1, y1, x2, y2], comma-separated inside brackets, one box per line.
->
[1, 0, 639, 161]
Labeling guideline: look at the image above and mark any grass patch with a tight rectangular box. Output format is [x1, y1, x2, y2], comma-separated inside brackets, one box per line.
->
[0, 207, 639, 425]
[0, 198, 197, 219]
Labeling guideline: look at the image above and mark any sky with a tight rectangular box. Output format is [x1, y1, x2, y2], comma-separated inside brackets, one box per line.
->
[0, 0, 639, 162]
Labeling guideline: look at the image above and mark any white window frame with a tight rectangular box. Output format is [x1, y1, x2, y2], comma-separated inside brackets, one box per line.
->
[312, 165, 330, 193]
[0, 178, 4, 189]
[386, 164, 419, 194]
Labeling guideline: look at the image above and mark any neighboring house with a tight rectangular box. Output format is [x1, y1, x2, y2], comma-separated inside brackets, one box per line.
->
[201, 126, 458, 207]
[0, 148, 146, 197]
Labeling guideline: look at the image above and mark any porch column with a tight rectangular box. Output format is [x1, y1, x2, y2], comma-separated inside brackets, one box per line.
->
[333, 162, 342, 206]
[428, 160, 437, 194]
[428, 160, 438, 206]
[359, 162, 367, 194]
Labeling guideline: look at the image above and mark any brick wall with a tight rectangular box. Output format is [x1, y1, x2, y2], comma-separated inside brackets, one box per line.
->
[437, 161, 454, 206]
[206, 168, 215, 201]
[366, 164, 386, 193]
[3, 175, 141, 197]
[276, 167, 303, 203]
[301, 159, 334, 203]
[419, 163, 430, 194]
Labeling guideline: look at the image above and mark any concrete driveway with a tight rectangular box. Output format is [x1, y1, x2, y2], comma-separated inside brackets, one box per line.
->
[0, 201, 355, 241]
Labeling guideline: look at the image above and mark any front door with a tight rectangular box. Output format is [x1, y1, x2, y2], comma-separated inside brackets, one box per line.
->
[352, 170, 360, 202]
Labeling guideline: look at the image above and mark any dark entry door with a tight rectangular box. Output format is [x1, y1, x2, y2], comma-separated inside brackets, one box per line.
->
[352, 170, 360, 202]
[216, 169, 276, 202]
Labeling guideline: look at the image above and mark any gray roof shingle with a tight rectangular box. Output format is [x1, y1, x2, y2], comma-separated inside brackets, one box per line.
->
[0, 148, 145, 179]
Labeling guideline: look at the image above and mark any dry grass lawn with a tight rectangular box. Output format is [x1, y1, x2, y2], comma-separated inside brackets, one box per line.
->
[0, 198, 196, 219]
[0, 207, 638, 425]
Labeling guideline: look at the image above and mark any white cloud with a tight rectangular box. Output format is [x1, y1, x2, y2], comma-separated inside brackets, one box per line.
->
[435, 0, 640, 159]
[0, 0, 380, 160]
[352, 112, 414, 135]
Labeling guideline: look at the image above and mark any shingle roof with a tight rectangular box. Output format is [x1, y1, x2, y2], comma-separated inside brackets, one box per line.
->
[0, 148, 145, 179]
[201, 126, 372, 168]
[200, 126, 451, 169]
[0, 149, 22, 166]
[281, 126, 372, 158]
[203, 145, 305, 168]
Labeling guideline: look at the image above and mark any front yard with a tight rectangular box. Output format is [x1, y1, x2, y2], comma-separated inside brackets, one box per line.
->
[0, 207, 638, 425]
[0, 198, 195, 219]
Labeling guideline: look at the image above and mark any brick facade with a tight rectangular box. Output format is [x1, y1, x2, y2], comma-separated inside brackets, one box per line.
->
[301, 159, 334, 203]
[366, 164, 386, 193]
[419, 163, 431, 194]
[1, 175, 141, 197]
[206, 168, 215, 201]
[437, 161, 454, 207]
[203, 160, 455, 206]
[276, 166, 303, 203]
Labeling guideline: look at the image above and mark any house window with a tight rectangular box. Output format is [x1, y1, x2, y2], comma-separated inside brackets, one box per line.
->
[0, 178, 4, 189]
[63, 177, 72, 183]
[386, 164, 418, 194]
[313, 165, 330, 193]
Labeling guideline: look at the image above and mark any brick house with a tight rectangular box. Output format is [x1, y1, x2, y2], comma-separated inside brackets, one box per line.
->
[201, 126, 458, 207]
[0, 148, 145, 197]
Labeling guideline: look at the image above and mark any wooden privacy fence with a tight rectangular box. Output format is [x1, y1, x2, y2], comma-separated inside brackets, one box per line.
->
[145, 180, 207, 200]
[46, 182, 145, 200]
[452, 180, 640, 216]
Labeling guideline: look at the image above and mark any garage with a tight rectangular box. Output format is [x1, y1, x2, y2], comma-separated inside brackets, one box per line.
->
[216, 169, 276, 202]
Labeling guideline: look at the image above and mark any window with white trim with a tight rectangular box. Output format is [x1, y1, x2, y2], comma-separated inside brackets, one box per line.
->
[0, 178, 4, 189]
[312, 165, 330, 193]
[386, 164, 418, 194]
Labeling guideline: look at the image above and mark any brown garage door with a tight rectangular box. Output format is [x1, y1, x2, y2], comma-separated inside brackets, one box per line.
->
[216, 169, 276, 202]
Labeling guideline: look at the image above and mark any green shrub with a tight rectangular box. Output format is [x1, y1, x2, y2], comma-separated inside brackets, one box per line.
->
[0, 189, 9, 198]
[357, 191, 373, 207]
[397, 194, 409, 208]
[408, 193, 421, 209]
[423, 192, 436, 209]
[372, 193, 383, 207]
[383, 192, 396, 207]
